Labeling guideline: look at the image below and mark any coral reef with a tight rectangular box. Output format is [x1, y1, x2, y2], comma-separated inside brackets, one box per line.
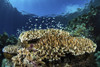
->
[2, 45, 21, 59]
[11, 48, 34, 66]
[19, 29, 70, 43]
[19, 29, 46, 42]
[2, 45, 21, 53]
[2, 59, 13, 67]
[0, 32, 18, 66]
[2, 28, 97, 67]
[90, 6, 100, 51]
[0, 32, 18, 46]
[0, 32, 18, 54]
[20, 29, 96, 56]
[12, 48, 44, 67]
[1, 0, 100, 67]
[19, 29, 96, 67]
[95, 51, 100, 67]
[65, 6, 98, 38]
[64, 5, 100, 52]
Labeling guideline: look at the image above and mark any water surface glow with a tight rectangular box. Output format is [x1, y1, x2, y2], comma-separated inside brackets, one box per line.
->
[8, 0, 90, 16]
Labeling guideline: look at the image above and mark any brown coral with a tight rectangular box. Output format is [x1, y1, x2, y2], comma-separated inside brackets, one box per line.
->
[2, 45, 21, 53]
[19, 29, 70, 43]
[19, 29, 97, 62]
[12, 48, 33, 67]
[12, 48, 44, 67]
[3, 45, 21, 59]
[66, 37, 97, 55]
[19, 29, 47, 42]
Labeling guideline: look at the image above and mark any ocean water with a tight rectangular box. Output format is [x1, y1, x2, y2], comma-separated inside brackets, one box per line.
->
[0, 0, 100, 67]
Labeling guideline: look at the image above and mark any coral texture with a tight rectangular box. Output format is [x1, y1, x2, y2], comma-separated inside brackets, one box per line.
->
[19, 29, 70, 43]
[19, 29, 97, 61]
[0, 32, 18, 66]
[12, 48, 45, 67]
[12, 48, 35, 67]
[19, 29, 48, 42]
[2, 45, 21, 53]
[2, 45, 21, 59]
[2, 28, 97, 67]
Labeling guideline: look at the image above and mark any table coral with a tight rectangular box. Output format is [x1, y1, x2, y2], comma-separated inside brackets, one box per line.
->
[19, 29, 97, 62]
[2, 28, 97, 67]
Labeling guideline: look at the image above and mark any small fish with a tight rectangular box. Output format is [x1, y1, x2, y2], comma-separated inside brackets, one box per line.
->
[35, 19, 38, 21]
[42, 20, 44, 23]
[53, 17, 55, 19]
[52, 20, 54, 22]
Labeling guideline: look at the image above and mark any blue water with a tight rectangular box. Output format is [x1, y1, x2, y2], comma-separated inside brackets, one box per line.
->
[0, 0, 100, 67]
[0, 0, 91, 35]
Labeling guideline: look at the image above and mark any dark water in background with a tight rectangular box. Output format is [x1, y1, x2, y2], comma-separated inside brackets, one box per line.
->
[0, 0, 68, 36]
[0, 0, 93, 36]
[0, 0, 100, 35]
[0, 0, 100, 67]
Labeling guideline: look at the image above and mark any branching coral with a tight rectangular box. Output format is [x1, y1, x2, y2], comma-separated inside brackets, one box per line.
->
[0, 32, 18, 66]
[19, 29, 70, 43]
[2, 29, 97, 67]
[67, 37, 96, 55]
[19, 29, 47, 42]
[19, 29, 97, 62]
[2, 45, 21, 59]
[12, 48, 44, 67]
[2, 45, 21, 53]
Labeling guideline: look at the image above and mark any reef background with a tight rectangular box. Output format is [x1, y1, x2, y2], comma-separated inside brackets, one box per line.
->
[0, 0, 100, 67]
[0, 0, 99, 35]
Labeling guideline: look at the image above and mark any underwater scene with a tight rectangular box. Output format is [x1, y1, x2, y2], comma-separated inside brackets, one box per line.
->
[0, 0, 100, 67]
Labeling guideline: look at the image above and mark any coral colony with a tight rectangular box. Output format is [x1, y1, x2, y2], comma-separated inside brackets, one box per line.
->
[2, 28, 97, 67]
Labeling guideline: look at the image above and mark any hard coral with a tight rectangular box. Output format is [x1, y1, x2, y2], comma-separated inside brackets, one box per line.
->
[67, 37, 97, 55]
[12, 48, 34, 67]
[12, 48, 44, 67]
[19, 29, 47, 42]
[19, 29, 97, 62]
[2, 45, 21, 59]
[19, 29, 70, 43]
[2, 45, 21, 53]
